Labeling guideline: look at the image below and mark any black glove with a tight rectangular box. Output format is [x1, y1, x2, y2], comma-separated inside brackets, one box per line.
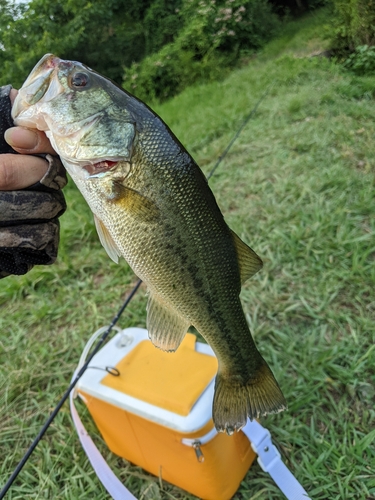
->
[0, 85, 67, 278]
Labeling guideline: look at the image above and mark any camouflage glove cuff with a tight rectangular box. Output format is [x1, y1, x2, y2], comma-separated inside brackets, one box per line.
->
[0, 84, 67, 278]
[36, 154, 67, 191]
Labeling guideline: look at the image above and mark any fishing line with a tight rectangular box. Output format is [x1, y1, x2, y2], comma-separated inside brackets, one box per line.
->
[1, 88, 269, 498]
[207, 85, 271, 180]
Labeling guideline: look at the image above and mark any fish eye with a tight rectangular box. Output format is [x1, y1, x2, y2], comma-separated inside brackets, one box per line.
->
[70, 72, 90, 90]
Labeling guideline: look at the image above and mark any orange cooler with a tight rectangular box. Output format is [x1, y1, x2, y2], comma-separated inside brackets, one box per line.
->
[76, 328, 256, 500]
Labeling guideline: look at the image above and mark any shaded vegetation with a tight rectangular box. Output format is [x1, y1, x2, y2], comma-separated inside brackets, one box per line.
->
[328, 0, 375, 75]
[2, 0, 375, 97]
[269, 0, 328, 15]
[124, 0, 280, 101]
[0, 0, 280, 100]
[0, 0, 153, 86]
[330, 0, 375, 51]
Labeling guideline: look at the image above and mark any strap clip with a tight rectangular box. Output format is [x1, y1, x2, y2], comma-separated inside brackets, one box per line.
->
[250, 429, 281, 473]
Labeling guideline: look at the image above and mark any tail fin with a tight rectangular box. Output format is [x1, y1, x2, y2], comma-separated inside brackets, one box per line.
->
[212, 360, 287, 435]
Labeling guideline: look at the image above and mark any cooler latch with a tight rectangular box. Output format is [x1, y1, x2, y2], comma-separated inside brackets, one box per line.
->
[181, 426, 218, 463]
[192, 441, 204, 463]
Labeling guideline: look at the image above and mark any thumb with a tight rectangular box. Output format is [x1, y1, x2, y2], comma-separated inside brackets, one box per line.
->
[5, 127, 56, 155]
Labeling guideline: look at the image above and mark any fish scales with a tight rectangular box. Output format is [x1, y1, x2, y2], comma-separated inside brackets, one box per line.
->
[13, 54, 287, 433]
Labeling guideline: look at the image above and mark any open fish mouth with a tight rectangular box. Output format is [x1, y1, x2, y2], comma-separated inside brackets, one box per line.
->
[12, 55, 128, 175]
[13, 53, 135, 172]
[22, 54, 61, 98]
[12, 54, 66, 129]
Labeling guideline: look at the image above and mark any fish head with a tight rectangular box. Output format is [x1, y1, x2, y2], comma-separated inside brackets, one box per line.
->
[12, 54, 135, 179]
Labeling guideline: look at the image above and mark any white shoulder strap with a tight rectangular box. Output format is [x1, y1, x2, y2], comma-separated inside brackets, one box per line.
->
[70, 388, 310, 500]
[242, 420, 311, 499]
[70, 388, 137, 500]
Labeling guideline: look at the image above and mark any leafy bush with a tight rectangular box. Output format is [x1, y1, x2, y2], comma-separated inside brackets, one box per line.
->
[343, 44, 375, 74]
[1, 0, 279, 92]
[124, 0, 280, 101]
[330, 0, 375, 52]
[269, 0, 328, 15]
[143, 0, 184, 54]
[0, 0, 151, 87]
[124, 43, 232, 101]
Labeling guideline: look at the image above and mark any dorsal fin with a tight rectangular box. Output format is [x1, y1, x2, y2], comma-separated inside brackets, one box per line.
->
[94, 214, 122, 263]
[231, 230, 263, 284]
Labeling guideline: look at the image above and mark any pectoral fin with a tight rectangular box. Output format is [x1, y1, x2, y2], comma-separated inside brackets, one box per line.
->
[112, 182, 159, 223]
[94, 214, 122, 263]
[147, 292, 190, 352]
[231, 230, 263, 284]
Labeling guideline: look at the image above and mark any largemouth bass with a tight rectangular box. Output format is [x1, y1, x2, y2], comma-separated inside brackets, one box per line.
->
[13, 54, 286, 434]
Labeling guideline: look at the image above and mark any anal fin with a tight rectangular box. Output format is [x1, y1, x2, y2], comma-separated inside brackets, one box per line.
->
[231, 230, 263, 284]
[146, 292, 190, 352]
[94, 214, 122, 263]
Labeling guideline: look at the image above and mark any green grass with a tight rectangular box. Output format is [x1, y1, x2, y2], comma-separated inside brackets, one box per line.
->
[1, 9, 375, 500]
[258, 7, 331, 60]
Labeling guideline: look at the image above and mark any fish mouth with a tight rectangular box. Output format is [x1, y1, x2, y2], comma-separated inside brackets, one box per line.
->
[83, 160, 120, 177]
[12, 54, 66, 127]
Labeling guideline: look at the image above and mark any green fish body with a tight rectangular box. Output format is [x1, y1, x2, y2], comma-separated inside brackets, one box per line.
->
[13, 54, 286, 433]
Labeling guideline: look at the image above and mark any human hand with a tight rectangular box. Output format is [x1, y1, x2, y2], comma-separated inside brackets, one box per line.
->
[0, 89, 57, 190]
[0, 85, 66, 278]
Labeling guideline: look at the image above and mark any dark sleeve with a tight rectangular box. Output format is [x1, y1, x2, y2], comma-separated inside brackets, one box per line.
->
[0, 85, 68, 278]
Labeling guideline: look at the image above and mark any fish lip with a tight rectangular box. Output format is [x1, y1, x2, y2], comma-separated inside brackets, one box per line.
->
[12, 54, 64, 122]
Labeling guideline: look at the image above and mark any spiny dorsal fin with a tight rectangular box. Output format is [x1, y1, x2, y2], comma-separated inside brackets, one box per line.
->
[94, 214, 122, 263]
[231, 230, 263, 284]
[146, 291, 190, 352]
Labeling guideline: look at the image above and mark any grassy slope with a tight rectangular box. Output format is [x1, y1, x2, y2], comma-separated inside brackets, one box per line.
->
[1, 9, 374, 500]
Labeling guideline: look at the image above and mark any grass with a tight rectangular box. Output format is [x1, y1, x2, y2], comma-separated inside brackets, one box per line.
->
[1, 8, 375, 500]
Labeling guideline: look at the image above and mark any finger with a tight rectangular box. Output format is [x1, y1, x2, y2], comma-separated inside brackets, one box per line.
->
[0, 154, 49, 190]
[9, 89, 18, 106]
[5, 127, 56, 155]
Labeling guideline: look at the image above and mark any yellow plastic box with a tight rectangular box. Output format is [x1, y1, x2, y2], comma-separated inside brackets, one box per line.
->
[76, 328, 256, 500]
